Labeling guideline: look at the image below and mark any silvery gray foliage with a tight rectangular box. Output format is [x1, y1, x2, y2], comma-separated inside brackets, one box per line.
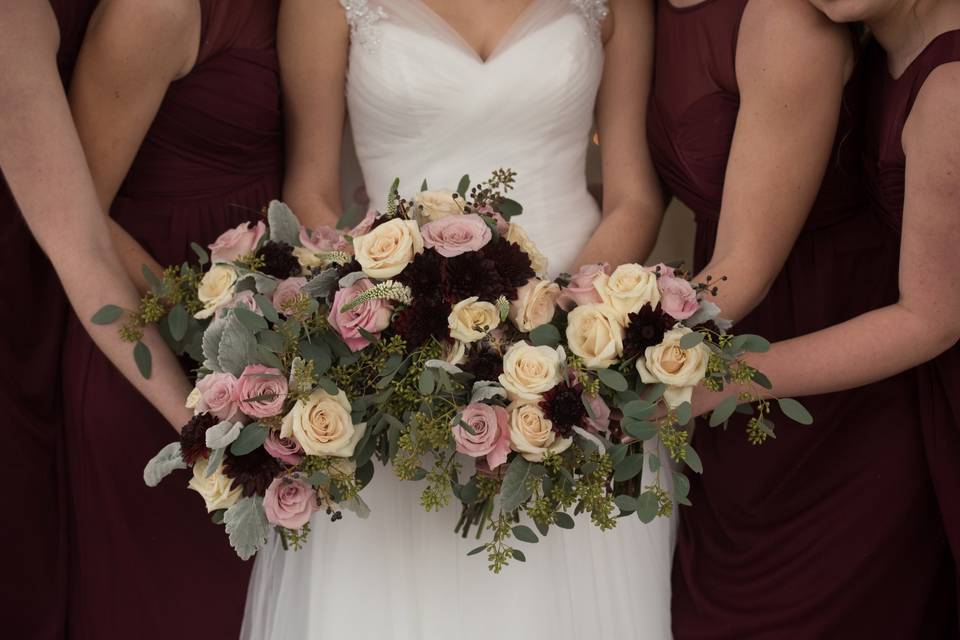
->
[206, 420, 243, 450]
[205, 447, 226, 477]
[685, 299, 723, 328]
[573, 426, 608, 454]
[302, 268, 340, 299]
[202, 315, 228, 372]
[217, 311, 259, 377]
[143, 442, 187, 487]
[342, 495, 371, 520]
[425, 359, 463, 375]
[470, 381, 507, 404]
[267, 200, 302, 247]
[238, 271, 278, 296]
[338, 270, 368, 289]
[224, 496, 271, 561]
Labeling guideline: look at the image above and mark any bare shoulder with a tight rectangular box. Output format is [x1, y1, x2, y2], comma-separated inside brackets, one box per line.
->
[904, 61, 960, 194]
[86, 0, 201, 77]
[737, 0, 853, 87]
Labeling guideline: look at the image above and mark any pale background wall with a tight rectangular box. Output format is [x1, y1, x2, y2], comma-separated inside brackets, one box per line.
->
[339, 126, 696, 267]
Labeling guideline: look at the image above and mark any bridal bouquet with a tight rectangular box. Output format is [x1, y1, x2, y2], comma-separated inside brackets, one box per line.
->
[94, 170, 811, 566]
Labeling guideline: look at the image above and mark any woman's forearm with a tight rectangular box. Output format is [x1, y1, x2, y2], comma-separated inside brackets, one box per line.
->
[574, 203, 663, 270]
[109, 219, 165, 294]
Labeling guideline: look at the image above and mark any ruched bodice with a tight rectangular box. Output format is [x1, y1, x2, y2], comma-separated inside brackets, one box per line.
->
[344, 0, 605, 273]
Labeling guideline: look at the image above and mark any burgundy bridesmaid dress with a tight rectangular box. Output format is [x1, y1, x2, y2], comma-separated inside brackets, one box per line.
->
[647, 1, 953, 637]
[0, 2, 96, 638]
[863, 29, 960, 618]
[60, 1, 282, 638]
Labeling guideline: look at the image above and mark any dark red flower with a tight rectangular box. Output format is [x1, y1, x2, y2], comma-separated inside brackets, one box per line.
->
[397, 250, 445, 301]
[481, 239, 535, 293]
[391, 299, 450, 349]
[258, 241, 301, 279]
[540, 383, 587, 438]
[222, 447, 283, 497]
[179, 413, 217, 465]
[623, 304, 673, 360]
[461, 345, 504, 381]
[442, 251, 505, 303]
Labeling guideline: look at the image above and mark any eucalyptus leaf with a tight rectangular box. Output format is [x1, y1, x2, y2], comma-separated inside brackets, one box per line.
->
[418, 369, 436, 395]
[467, 545, 486, 557]
[267, 201, 301, 246]
[500, 457, 537, 513]
[133, 341, 152, 379]
[457, 175, 470, 198]
[622, 418, 657, 441]
[497, 198, 523, 219]
[636, 491, 659, 524]
[753, 371, 773, 390]
[598, 368, 629, 392]
[91, 304, 123, 325]
[421, 179, 429, 191]
[709, 396, 739, 427]
[258, 329, 285, 353]
[673, 471, 691, 502]
[223, 496, 270, 561]
[142, 264, 162, 292]
[684, 444, 703, 474]
[230, 423, 268, 456]
[143, 442, 186, 487]
[622, 399, 655, 420]
[317, 377, 339, 395]
[168, 304, 189, 341]
[206, 420, 243, 450]
[511, 525, 539, 544]
[613, 453, 644, 482]
[528, 323, 561, 347]
[511, 549, 527, 563]
[337, 203, 365, 231]
[648, 453, 661, 473]
[552, 512, 575, 529]
[300, 341, 333, 375]
[614, 494, 638, 513]
[778, 398, 813, 425]
[675, 401, 692, 426]
[191, 242, 209, 265]
[257, 347, 284, 371]
[679, 331, 705, 350]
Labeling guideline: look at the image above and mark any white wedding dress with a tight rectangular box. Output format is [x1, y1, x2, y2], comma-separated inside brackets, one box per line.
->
[242, 2, 675, 638]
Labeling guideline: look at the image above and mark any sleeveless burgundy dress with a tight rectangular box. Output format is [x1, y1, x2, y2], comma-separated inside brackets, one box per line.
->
[863, 30, 960, 617]
[647, 2, 953, 637]
[60, 2, 282, 637]
[0, 2, 96, 638]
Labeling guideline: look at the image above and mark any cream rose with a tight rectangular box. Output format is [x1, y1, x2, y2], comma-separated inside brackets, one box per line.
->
[448, 297, 500, 344]
[505, 223, 548, 276]
[280, 388, 365, 457]
[292, 246, 324, 271]
[444, 340, 467, 366]
[637, 326, 710, 407]
[509, 278, 560, 332]
[188, 458, 242, 512]
[497, 341, 564, 402]
[566, 303, 624, 369]
[415, 188, 463, 222]
[507, 401, 572, 462]
[194, 264, 239, 319]
[594, 263, 661, 323]
[352, 218, 424, 279]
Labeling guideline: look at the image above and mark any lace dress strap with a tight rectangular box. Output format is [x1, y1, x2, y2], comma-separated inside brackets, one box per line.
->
[570, 0, 609, 38]
[339, 0, 387, 49]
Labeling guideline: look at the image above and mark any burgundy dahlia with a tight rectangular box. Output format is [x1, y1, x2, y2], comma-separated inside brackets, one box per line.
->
[397, 250, 445, 300]
[179, 413, 218, 465]
[540, 383, 587, 438]
[258, 241, 301, 279]
[481, 239, 535, 291]
[391, 300, 450, 349]
[461, 345, 504, 381]
[442, 252, 505, 303]
[222, 447, 284, 497]
[623, 304, 673, 360]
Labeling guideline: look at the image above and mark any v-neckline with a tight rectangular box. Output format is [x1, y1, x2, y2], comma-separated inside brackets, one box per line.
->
[413, 0, 541, 64]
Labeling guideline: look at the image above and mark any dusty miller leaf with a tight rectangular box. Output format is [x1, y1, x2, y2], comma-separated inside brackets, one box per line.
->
[217, 311, 259, 377]
[205, 420, 243, 450]
[267, 201, 301, 246]
[143, 442, 187, 488]
[223, 496, 270, 561]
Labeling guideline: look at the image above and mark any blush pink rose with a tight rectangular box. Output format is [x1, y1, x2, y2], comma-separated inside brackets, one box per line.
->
[348, 209, 378, 237]
[328, 278, 393, 352]
[263, 475, 318, 530]
[263, 430, 305, 465]
[272, 277, 308, 315]
[209, 221, 266, 263]
[658, 275, 699, 321]
[217, 289, 263, 320]
[421, 214, 492, 258]
[584, 393, 611, 433]
[299, 226, 351, 255]
[558, 262, 612, 311]
[236, 364, 288, 419]
[195, 372, 240, 421]
[646, 263, 677, 278]
[452, 403, 512, 470]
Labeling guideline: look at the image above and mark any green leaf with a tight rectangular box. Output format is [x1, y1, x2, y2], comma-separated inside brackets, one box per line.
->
[498, 198, 523, 219]
[267, 201, 301, 246]
[300, 341, 333, 375]
[258, 329, 285, 353]
[608, 443, 629, 467]
[622, 418, 657, 441]
[684, 444, 703, 474]
[641, 383, 667, 402]
[420, 179, 429, 191]
[457, 174, 470, 198]
[257, 346, 284, 371]
[142, 442, 186, 487]
[133, 341, 152, 379]
[307, 471, 330, 488]
[673, 471, 691, 502]
[597, 368, 629, 392]
[217, 312, 259, 377]
[500, 457, 536, 513]
[613, 453, 644, 482]
[731, 334, 770, 353]
[648, 453, 661, 473]
[553, 512, 575, 529]
[679, 331, 705, 350]
[234, 307, 268, 333]
[337, 203, 365, 230]
[511, 549, 527, 563]
[778, 398, 813, 425]
[142, 264, 162, 292]
[418, 369, 436, 395]
[467, 545, 486, 557]
[674, 401, 692, 426]
[254, 294, 281, 324]
[223, 496, 270, 561]
[511, 525, 539, 544]
[709, 396, 738, 427]
[91, 304, 123, 325]
[528, 323, 561, 347]
[753, 371, 773, 390]
[230, 423, 268, 456]
[210, 509, 225, 525]
[622, 399, 655, 420]
[614, 494, 638, 513]
[191, 242, 209, 265]
[636, 491, 659, 524]
[167, 304, 189, 341]
[534, 519, 550, 537]
[460, 479, 479, 504]
[317, 377, 339, 395]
